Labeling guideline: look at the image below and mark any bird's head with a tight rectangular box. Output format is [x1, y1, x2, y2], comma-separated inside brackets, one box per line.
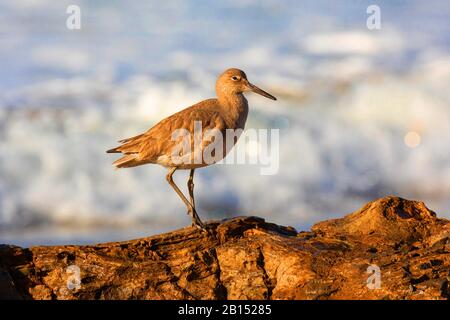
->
[216, 68, 277, 101]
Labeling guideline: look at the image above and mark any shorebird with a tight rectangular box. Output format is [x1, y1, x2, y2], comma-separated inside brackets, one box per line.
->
[107, 68, 276, 229]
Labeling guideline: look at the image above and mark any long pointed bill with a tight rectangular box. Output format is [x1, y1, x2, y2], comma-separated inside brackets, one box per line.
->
[248, 83, 277, 100]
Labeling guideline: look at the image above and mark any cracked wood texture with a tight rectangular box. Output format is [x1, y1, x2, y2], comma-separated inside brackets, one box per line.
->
[1, 196, 449, 300]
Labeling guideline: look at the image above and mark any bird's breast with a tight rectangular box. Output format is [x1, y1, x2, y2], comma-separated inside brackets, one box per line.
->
[225, 95, 249, 130]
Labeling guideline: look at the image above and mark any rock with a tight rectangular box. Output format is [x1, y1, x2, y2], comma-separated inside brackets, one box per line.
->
[312, 197, 442, 245]
[0, 196, 449, 300]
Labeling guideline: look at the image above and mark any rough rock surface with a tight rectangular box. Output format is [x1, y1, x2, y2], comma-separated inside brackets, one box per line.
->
[0, 196, 449, 300]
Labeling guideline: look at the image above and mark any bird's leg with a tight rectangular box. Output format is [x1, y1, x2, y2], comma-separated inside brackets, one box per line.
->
[166, 168, 205, 230]
[187, 169, 203, 227]
[187, 169, 195, 211]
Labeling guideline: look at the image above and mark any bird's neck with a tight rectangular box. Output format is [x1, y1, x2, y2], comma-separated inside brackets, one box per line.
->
[218, 93, 249, 127]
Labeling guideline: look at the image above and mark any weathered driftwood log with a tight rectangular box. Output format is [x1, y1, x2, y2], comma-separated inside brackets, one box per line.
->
[0, 196, 449, 300]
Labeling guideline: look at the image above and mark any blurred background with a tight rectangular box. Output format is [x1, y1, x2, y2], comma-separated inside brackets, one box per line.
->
[1, 0, 450, 246]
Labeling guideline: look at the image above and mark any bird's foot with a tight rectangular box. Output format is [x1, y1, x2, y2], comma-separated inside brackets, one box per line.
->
[190, 214, 207, 232]
[191, 219, 206, 231]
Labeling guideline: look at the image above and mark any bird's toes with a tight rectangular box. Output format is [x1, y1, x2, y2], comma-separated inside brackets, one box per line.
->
[191, 221, 208, 232]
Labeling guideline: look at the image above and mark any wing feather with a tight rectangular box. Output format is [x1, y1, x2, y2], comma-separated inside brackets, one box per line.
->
[107, 99, 227, 168]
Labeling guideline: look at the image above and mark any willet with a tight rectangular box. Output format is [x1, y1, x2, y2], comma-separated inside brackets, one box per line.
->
[107, 68, 276, 229]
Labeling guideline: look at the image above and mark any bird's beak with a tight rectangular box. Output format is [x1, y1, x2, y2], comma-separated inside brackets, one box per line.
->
[247, 82, 277, 100]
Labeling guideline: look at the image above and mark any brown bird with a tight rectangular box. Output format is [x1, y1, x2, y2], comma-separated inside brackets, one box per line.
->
[107, 68, 276, 229]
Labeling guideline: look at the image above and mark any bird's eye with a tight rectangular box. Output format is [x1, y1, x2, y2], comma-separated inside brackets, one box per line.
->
[231, 76, 240, 81]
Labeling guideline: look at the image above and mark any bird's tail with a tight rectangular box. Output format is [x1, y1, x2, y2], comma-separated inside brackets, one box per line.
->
[106, 146, 121, 153]
[112, 154, 141, 168]
[107, 133, 147, 168]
